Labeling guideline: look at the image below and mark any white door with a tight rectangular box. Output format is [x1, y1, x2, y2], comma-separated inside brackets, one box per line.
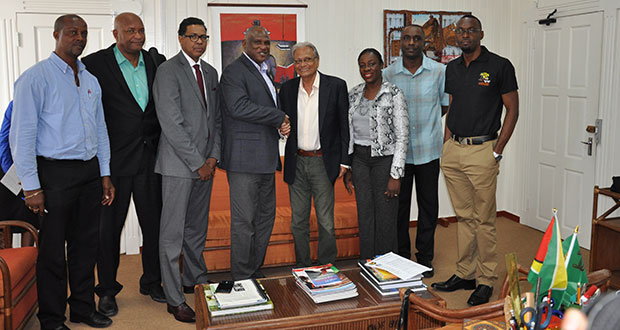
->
[524, 12, 602, 248]
[16, 13, 114, 75]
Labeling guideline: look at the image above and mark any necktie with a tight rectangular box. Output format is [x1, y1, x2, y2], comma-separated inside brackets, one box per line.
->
[193, 64, 207, 109]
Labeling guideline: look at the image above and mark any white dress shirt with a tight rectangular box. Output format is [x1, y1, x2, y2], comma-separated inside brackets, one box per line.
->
[243, 52, 277, 106]
[297, 73, 321, 151]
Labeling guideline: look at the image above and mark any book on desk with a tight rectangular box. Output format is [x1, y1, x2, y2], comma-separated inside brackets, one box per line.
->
[205, 279, 273, 317]
[359, 268, 427, 296]
[293, 264, 359, 303]
[358, 253, 429, 296]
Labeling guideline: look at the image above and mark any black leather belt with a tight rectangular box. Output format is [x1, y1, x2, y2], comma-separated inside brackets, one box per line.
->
[452, 133, 497, 145]
[37, 156, 96, 163]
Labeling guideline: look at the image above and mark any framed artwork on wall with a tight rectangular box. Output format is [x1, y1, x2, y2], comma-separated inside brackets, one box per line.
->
[208, 4, 306, 88]
[384, 10, 471, 66]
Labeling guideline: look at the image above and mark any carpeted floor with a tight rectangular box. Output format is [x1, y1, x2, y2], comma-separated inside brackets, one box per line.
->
[24, 216, 589, 329]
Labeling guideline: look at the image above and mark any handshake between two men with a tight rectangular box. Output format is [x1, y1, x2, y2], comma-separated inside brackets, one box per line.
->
[279, 115, 291, 138]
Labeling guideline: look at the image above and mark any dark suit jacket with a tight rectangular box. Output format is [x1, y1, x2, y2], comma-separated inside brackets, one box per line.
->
[152, 51, 221, 178]
[281, 72, 350, 184]
[82, 44, 165, 176]
[219, 54, 285, 174]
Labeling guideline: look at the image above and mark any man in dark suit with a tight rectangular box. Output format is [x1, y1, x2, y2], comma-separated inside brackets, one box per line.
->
[280, 42, 350, 267]
[153, 17, 220, 323]
[82, 12, 166, 317]
[220, 25, 290, 280]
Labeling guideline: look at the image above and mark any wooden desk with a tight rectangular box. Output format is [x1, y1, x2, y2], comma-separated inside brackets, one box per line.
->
[195, 269, 445, 329]
[590, 186, 620, 289]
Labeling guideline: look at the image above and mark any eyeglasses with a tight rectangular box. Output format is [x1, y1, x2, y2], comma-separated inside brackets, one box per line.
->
[456, 28, 481, 35]
[183, 34, 209, 42]
[294, 57, 316, 65]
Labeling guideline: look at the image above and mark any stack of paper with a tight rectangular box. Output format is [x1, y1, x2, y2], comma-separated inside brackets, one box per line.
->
[359, 252, 430, 296]
[204, 279, 273, 317]
[292, 264, 358, 303]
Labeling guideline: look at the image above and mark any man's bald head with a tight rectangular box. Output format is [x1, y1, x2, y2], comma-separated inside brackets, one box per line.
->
[243, 26, 271, 64]
[114, 12, 142, 30]
[113, 12, 145, 56]
[244, 26, 269, 42]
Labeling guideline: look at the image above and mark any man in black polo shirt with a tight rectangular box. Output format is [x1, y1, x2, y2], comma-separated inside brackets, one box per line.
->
[431, 15, 519, 306]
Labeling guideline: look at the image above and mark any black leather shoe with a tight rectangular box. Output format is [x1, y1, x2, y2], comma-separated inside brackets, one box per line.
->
[140, 284, 167, 303]
[184, 280, 214, 294]
[431, 274, 476, 292]
[418, 260, 434, 278]
[252, 270, 266, 279]
[97, 295, 118, 317]
[467, 284, 493, 306]
[167, 302, 195, 323]
[69, 311, 113, 328]
[49, 325, 70, 330]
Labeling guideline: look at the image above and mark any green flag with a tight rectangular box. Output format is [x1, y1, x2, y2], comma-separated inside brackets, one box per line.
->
[530, 209, 567, 306]
[560, 226, 588, 307]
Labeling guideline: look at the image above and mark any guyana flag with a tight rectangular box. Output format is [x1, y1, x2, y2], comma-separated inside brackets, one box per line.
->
[527, 212, 557, 282]
[560, 226, 588, 306]
[527, 209, 567, 305]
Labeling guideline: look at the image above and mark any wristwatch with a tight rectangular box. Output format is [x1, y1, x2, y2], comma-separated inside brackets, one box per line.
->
[493, 151, 502, 162]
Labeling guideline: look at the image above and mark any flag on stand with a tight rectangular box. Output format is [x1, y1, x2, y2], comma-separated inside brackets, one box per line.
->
[527, 209, 567, 305]
[560, 226, 588, 306]
[527, 211, 556, 283]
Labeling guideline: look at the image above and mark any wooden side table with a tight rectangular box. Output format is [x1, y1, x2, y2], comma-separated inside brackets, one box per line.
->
[589, 186, 620, 289]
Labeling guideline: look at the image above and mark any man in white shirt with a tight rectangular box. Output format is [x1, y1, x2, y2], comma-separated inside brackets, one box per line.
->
[280, 42, 350, 267]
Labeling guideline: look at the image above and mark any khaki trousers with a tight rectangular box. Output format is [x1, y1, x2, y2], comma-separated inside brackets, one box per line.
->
[440, 138, 499, 286]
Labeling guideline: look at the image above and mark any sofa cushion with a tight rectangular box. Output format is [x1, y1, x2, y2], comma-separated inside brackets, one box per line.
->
[205, 157, 360, 270]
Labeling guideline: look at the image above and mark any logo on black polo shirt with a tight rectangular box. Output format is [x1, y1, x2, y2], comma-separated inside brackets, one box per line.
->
[478, 72, 491, 86]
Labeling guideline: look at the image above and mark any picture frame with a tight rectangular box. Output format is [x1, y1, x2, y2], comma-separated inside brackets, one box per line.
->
[208, 3, 306, 87]
[384, 10, 471, 66]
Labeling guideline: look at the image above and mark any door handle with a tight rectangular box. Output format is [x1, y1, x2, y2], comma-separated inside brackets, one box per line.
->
[581, 137, 593, 156]
[586, 119, 602, 145]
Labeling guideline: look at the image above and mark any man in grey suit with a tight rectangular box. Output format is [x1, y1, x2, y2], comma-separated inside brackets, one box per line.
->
[220, 25, 290, 280]
[153, 17, 220, 323]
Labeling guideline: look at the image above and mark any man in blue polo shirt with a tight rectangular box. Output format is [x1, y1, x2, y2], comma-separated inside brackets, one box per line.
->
[431, 14, 519, 306]
[383, 24, 449, 278]
[10, 14, 115, 329]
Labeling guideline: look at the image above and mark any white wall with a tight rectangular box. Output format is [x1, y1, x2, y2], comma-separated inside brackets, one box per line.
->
[1, 0, 619, 225]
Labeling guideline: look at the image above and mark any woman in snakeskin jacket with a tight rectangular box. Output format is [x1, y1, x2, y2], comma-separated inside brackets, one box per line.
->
[343, 48, 409, 260]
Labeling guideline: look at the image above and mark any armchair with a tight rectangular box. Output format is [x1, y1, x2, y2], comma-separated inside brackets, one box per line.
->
[0, 220, 38, 330]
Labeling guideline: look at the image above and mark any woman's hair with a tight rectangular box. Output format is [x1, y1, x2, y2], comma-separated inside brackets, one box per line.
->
[357, 48, 383, 66]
